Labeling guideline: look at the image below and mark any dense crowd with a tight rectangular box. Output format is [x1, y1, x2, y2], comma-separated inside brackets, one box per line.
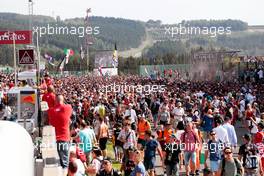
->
[1, 72, 264, 176]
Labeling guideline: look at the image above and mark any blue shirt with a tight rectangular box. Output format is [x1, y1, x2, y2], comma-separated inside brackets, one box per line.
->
[79, 128, 92, 153]
[202, 115, 214, 132]
[130, 162, 146, 176]
[144, 139, 158, 159]
[208, 140, 223, 161]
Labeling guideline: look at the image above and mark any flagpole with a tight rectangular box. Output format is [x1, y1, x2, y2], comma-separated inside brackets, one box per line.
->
[12, 32, 17, 87]
[36, 30, 41, 86]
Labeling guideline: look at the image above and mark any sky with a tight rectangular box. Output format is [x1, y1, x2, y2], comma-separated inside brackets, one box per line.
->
[1, 0, 263, 25]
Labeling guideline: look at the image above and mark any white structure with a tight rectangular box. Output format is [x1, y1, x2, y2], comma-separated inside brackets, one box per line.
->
[0, 120, 34, 176]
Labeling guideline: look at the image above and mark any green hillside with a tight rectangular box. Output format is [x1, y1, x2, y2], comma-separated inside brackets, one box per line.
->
[0, 12, 146, 65]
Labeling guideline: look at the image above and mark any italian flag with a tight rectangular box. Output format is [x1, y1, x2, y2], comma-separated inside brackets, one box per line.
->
[64, 49, 74, 64]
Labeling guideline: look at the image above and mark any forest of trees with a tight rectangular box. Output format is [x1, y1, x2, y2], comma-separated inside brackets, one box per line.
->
[0, 13, 146, 65]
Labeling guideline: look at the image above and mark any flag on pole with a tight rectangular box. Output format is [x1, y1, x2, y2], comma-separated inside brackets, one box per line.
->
[44, 53, 52, 62]
[58, 56, 66, 71]
[112, 43, 118, 67]
[64, 49, 74, 64]
[44, 53, 56, 66]
[80, 46, 85, 60]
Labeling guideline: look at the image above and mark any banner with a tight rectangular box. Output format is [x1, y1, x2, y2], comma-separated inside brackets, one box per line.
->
[0, 31, 32, 44]
[94, 51, 115, 68]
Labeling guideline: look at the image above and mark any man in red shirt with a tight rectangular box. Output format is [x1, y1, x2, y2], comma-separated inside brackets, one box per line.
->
[48, 95, 73, 169]
[254, 122, 264, 144]
[44, 74, 53, 86]
[42, 85, 56, 109]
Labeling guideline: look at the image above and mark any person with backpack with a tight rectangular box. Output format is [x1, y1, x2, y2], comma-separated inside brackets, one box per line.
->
[86, 147, 104, 176]
[180, 121, 201, 176]
[117, 118, 137, 171]
[217, 147, 244, 176]
[98, 158, 122, 176]
[205, 131, 224, 176]
[164, 133, 182, 176]
[238, 134, 263, 176]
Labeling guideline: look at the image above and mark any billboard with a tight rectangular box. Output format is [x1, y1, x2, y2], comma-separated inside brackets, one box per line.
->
[94, 68, 118, 76]
[94, 51, 117, 68]
[0, 31, 32, 45]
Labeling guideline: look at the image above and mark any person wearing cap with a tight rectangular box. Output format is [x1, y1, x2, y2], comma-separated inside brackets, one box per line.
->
[205, 131, 224, 175]
[222, 116, 237, 148]
[217, 147, 243, 176]
[98, 158, 121, 176]
[164, 133, 181, 176]
[144, 130, 163, 176]
[137, 113, 151, 147]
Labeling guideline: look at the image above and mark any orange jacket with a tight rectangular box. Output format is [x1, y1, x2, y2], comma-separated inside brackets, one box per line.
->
[137, 119, 151, 140]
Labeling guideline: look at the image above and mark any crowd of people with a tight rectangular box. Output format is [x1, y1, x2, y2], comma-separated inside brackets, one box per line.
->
[1, 72, 264, 176]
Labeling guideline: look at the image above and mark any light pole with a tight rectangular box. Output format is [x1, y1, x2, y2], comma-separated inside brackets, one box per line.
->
[85, 8, 91, 72]
[12, 32, 17, 87]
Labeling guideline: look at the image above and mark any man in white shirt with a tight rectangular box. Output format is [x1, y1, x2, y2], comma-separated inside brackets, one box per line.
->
[213, 119, 230, 145]
[124, 103, 137, 124]
[222, 116, 237, 148]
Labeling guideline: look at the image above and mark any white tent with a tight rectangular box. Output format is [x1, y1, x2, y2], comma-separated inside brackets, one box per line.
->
[18, 70, 37, 82]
